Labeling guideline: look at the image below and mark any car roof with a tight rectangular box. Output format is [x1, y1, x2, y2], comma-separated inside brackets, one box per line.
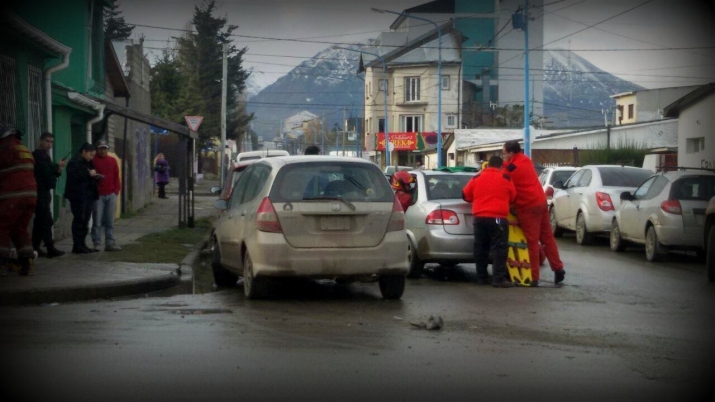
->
[582, 165, 651, 169]
[255, 155, 379, 167]
[656, 170, 715, 178]
[418, 170, 475, 176]
[545, 166, 577, 171]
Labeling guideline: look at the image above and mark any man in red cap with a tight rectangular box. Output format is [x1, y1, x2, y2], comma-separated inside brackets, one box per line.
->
[91, 139, 122, 252]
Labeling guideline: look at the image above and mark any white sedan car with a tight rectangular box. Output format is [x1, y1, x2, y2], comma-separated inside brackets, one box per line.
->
[538, 166, 578, 207]
[550, 165, 653, 245]
[611, 170, 715, 261]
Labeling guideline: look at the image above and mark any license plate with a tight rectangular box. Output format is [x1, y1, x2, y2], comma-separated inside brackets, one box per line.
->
[320, 216, 350, 230]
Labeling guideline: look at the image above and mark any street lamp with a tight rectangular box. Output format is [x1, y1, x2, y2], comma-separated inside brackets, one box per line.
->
[372, 8, 442, 168]
[335, 46, 389, 166]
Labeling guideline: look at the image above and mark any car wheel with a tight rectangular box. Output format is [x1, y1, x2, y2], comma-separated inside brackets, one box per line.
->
[243, 251, 267, 299]
[610, 220, 626, 252]
[645, 225, 665, 262]
[550, 208, 563, 238]
[407, 241, 424, 279]
[212, 241, 238, 287]
[379, 275, 405, 299]
[707, 226, 715, 282]
[575, 212, 593, 245]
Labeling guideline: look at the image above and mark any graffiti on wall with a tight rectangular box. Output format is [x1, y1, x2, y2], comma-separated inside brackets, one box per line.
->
[702, 159, 713, 169]
[136, 127, 149, 194]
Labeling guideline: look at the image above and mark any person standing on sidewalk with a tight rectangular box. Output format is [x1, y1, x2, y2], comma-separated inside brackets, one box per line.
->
[501, 140, 565, 286]
[32, 132, 67, 258]
[91, 140, 122, 251]
[153, 153, 170, 199]
[65, 143, 100, 254]
[0, 126, 38, 276]
[462, 156, 516, 287]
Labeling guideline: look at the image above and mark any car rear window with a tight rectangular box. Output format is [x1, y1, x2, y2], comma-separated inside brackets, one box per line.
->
[427, 174, 473, 200]
[597, 167, 652, 187]
[670, 176, 715, 201]
[551, 170, 576, 185]
[270, 162, 395, 203]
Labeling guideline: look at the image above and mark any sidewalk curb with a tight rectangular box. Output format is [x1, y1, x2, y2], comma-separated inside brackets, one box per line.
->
[178, 234, 210, 287]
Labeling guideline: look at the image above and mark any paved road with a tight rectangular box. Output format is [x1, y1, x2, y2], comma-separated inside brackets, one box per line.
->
[1, 235, 712, 402]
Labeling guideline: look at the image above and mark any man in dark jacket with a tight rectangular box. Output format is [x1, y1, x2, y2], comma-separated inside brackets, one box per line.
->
[32, 132, 66, 258]
[462, 156, 516, 287]
[502, 140, 565, 286]
[64, 143, 100, 254]
[0, 127, 37, 276]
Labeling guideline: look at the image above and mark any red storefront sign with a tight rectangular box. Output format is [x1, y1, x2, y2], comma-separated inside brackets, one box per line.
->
[375, 132, 418, 151]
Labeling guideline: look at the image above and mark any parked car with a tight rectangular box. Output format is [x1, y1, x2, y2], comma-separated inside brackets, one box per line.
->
[235, 149, 290, 163]
[705, 195, 715, 281]
[403, 170, 475, 278]
[211, 156, 409, 299]
[538, 166, 578, 207]
[611, 170, 715, 261]
[550, 165, 653, 245]
[211, 160, 258, 203]
[384, 165, 413, 181]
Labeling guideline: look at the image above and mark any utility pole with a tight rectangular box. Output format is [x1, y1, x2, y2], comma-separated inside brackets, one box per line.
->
[220, 42, 228, 186]
[342, 107, 347, 156]
[523, 0, 531, 158]
[321, 116, 325, 155]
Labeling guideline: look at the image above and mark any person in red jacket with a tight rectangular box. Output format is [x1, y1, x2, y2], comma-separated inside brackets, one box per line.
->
[0, 126, 37, 276]
[91, 140, 122, 252]
[462, 156, 516, 287]
[391, 170, 415, 213]
[502, 140, 565, 286]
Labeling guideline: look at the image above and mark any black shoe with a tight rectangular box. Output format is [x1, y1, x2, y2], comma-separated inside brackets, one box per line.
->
[35, 249, 47, 258]
[554, 269, 565, 284]
[72, 247, 91, 254]
[47, 248, 65, 258]
[529, 280, 539, 287]
[475, 276, 492, 285]
[493, 280, 516, 288]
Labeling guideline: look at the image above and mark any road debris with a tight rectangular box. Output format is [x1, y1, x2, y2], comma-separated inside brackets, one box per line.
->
[410, 315, 443, 330]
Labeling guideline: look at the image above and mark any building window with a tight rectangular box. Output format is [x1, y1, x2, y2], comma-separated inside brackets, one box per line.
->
[0, 55, 17, 129]
[686, 137, 705, 153]
[404, 77, 420, 102]
[378, 118, 385, 133]
[446, 114, 456, 128]
[27, 65, 43, 150]
[628, 104, 634, 119]
[441, 75, 450, 90]
[400, 115, 422, 132]
[379, 79, 388, 92]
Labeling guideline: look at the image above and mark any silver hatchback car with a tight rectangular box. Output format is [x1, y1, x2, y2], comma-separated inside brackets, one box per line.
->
[611, 170, 715, 261]
[212, 156, 409, 299]
[403, 170, 476, 278]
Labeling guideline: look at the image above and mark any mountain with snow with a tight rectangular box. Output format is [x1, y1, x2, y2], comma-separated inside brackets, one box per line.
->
[247, 46, 643, 138]
[542, 50, 643, 127]
[246, 45, 364, 140]
[242, 73, 265, 100]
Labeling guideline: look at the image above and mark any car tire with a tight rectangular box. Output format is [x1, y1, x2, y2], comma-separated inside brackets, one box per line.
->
[243, 251, 268, 299]
[707, 226, 715, 282]
[407, 241, 424, 279]
[610, 220, 626, 252]
[575, 212, 593, 245]
[645, 225, 665, 262]
[550, 207, 563, 238]
[212, 242, 238, 287]
[379, 275, 405, 299]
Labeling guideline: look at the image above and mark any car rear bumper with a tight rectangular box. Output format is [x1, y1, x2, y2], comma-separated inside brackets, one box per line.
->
[587, 211, 614, 233]
[656, 225, 702, 247]
[415, 228, 473, 261]
[249, 231, 409, 277]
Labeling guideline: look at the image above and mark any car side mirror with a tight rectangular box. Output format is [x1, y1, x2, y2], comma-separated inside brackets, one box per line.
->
[620, 191, 633, 201]
[552, 181, 564, 189]
[210, 186, 222, 195]
[213, 199, 228, 210]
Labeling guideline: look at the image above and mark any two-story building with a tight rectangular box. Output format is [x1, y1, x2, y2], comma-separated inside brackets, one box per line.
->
[610, 85, 702, 125]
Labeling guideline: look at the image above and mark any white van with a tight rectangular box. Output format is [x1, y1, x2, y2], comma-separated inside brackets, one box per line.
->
[235, 149, 290, 162]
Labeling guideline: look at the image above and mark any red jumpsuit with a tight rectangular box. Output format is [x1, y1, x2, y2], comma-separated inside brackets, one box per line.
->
[503, 152, 563, 281]
[0, 135, 37, 260]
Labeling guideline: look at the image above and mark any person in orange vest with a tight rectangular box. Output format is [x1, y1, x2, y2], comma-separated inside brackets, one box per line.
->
[501, 140, 565, 286]
[462, 156, 516, 287]
[0, 126, 38, 276]
[391, 170, 415, 213]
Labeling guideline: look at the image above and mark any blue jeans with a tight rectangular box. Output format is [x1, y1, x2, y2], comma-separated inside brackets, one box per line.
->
[91, 193, 117, 247]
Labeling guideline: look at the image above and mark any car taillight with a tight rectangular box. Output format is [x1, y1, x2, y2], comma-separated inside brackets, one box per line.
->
[256, 197, 282, 233]
[661, 199, 682, 215]
[386, 196, 405, 232]
[425, 209, 460, 225]
[545, 186, 554, 198]
[596, 192, 614, 211]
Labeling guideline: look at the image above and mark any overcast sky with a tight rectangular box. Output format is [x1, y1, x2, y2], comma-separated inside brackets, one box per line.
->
[118, 0, 715, 90]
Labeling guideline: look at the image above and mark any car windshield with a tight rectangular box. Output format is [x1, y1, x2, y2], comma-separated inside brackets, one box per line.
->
[598, 167, 653, 187]
[551, 170, 576, 184]
[670, 176, 715, 201]
[270, 162, 395, 203]
[426, 174, 473, 200]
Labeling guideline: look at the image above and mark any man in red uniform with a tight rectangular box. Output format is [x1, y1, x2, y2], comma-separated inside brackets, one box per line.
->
[463, 156, 516, 287]
[0, 126, 37, 276]
[502, 140, 565, 286]
[91, 140, 122, 252]
[391, 170, 415, 213]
